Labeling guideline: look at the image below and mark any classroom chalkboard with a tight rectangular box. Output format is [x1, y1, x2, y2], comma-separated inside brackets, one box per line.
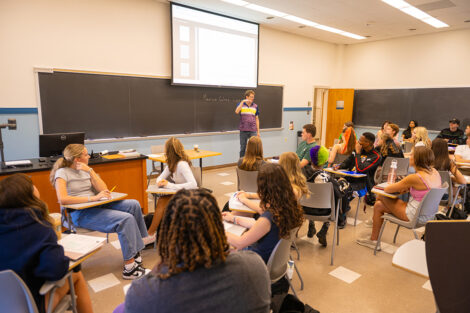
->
[352, 88, 470, 130]
[38, 71, 283, 140]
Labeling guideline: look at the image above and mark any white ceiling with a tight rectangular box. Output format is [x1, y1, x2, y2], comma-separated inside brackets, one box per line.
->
[162, 0, 470, 44]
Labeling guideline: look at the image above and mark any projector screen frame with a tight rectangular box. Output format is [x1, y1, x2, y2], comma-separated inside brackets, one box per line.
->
[170, 2, 259, 89]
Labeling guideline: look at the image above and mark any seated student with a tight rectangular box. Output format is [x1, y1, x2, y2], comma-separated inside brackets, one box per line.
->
[0, 174, 93, 313]
[296, 124, 317, 168]
[222, 163, 304, 263]
[238, 136, 266, 171]
[124, 189, 271, 313]
[335, 132, 381, 195]
[148, 137, 197, 235]
[328, 125, 356, 167]
[51, 144, 153, 280]
[374, 120, 390, 147]
[375, 123, 401, 147]
[432, 138, 466, 184]
[455, 124, 470, 163]
[338, 121, 355, 142]
[356, 147, 441, 249]
[302, 146, 352, 245]
[376, 124, 404, 166]
[412, 126, 432, 148]
[402, 120, 418, 142]
[437, 118, 466, 145]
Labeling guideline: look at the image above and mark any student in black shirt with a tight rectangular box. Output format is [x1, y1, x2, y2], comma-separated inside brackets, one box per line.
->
[437, 118, 465, 145]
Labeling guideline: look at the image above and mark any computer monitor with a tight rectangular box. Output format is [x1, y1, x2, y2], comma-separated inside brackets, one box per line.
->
[39, 132, 85, 158]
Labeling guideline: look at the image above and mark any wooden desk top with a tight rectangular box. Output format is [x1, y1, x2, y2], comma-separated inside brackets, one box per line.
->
[69, 248, 101, 270]
[62, 192, 127, 210]
[146, 185, 178, 195]
[372, 183, 399, 199]
[392, 239, 428, 278]
[148, 149, 222, 163]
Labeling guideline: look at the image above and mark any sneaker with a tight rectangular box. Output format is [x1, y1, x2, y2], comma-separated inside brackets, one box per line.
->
[134, 252, 142, 265]
[307, 221, 316, 238]
[317, 232, 327, 247]
[338, 219, 346, 229]
[356, 237, 381, 251]
[364, 219, 373, 228]
[122, 262, 146, 280]
[142, 234, 156, 246]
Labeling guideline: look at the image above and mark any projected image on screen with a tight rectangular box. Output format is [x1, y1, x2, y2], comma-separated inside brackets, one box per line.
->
[171, 4, 259, 88]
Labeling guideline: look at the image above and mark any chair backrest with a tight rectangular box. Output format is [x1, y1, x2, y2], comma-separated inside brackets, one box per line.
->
[404, 141, 413, 153]
[299, 182, 335, 220]
[333, 153, 350, 165]
[266, 228, 299, 282]
[150, 145, 164, 154]
[0, 270, 39, 313]
[410, 183, 448, 227]
[382, 157, 410, 177]
[425, 221, 470, 313]
[437, 171, 452, 207]
[190, 166, 202, 188]
[236, 168, 258, 192]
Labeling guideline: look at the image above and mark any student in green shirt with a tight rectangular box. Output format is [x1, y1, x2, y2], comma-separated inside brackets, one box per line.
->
[296, 124, 317, 168]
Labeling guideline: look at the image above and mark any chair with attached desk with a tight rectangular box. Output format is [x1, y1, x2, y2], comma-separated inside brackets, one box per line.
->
[425, 221, 470, 313]
[404, 141, 413, 154]
[333, 153, 350, 165]
[376, 157, 410, 184]
[374, 183, 447, 255]
[299, 182, 340, 265]
[148, 145, 164, 186]
[236, 168, 258, 193]
[0, 269, 77, 313]
[438, 170, 465, 217]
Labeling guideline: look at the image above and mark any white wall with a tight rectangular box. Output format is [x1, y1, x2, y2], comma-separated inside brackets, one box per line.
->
[340, 28, 470, 89]
[0, 0, 338, 109]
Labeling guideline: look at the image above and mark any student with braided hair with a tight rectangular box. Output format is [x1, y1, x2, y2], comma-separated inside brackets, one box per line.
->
[222, 163, 304, 263]
[123, 189, 270, 313]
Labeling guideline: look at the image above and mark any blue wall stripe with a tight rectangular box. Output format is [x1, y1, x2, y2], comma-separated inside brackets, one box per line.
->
[0, 108, 38, 114]
[283, 107, 312, 112]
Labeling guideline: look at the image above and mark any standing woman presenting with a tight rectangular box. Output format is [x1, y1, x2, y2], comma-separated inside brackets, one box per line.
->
[51, 144, 153, 280]
[235, 90, 260, 157]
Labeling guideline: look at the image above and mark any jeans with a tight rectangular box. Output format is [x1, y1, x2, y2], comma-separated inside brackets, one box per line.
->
[70, 199, 148, 261]
[240, 131, 257, 157]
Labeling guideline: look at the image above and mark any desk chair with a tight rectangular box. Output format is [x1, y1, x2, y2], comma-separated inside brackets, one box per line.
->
[190, 166, 212, 193]
[438, 171, 465, 217]
[236, 168, 258, 193]
[267, 228, 302, 298]
[61, 207, 109, 243]
[377, 157, 410, 184]
[300, 182, 340, 265]
[374, 183, 447, 255]
[425, 221, 470, 313]
[148, 145, 164, 186]
[404, 141, 413, 154]
[0, 270, 77, 313]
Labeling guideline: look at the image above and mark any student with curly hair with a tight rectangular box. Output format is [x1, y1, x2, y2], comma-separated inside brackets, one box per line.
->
[222, 163, 304, 263]
[123, 189, 270, 313]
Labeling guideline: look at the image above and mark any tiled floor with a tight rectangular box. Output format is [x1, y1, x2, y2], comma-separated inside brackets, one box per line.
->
[78, 166, 435, 312]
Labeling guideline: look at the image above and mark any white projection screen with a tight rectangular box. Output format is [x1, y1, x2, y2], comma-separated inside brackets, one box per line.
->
[171, 4, 259, 88]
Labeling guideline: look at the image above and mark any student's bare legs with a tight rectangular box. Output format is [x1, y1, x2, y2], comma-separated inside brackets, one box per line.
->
[370, 195, 408, 240]
[148, 195, 171, 235]
[46, 271, 93, 313]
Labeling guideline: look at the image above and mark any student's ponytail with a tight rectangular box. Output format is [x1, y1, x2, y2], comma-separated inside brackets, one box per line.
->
[49, 144, 85, 185]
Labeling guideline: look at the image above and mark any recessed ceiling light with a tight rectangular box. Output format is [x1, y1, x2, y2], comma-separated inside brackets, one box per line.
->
[266, 16, 274, 20]
[465, 19, 470, 23]
[365, 35, 372, 38]
[245, 4, 287, 17]
[220, 0, 249, 6]
[382, 0, 449, 28]
[298, 25, 306, 28]
[408, 28, 416, 31]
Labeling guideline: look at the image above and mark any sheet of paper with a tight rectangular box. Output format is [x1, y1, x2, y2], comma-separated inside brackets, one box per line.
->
[223, 221, 247, 236]
[229, 193, 259, 213]
[59, 234, 106, 256]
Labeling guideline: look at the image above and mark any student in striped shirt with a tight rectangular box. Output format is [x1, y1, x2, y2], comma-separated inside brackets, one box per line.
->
[235, 90, 260, 157]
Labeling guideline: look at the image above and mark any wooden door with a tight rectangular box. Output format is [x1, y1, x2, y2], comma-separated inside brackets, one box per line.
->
[325, 89, 354, 148]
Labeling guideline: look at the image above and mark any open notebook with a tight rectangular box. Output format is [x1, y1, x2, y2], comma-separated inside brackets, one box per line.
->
[229, 193, 259, 214]
[59, 234, 106, 261]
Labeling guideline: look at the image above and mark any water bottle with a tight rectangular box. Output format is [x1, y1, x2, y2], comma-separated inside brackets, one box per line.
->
[387, 159, 398, 184]
[287, 260, 294, 280]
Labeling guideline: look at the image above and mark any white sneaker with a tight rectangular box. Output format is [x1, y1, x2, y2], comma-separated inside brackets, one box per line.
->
[356, 237, 381, 250]
[364, 219, 373, 228]
[142, 234, 156, 245]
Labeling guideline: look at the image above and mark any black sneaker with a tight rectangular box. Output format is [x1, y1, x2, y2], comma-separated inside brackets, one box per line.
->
[317, 232, 327, 247]
[122, 262, 146, 280]
[134, 252, 142, 265]
[307, 221, 316, 238]
[338, 218, 346, 229]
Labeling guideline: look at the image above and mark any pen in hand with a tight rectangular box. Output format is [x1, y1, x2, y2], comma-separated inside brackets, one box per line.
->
[110, 186, 117, 192]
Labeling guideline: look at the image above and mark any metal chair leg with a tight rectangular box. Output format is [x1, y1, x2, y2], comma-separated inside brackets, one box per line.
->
[374, 220, 387, 255]
[286, 275, 298, 298]
[292, 261, 304, 291]
[354, 196, 362, 226]
[393, 225, 400, 243]
[67, 273, 78, 313]
[412, 230, 419, 239]
[292, 241, 300, 260]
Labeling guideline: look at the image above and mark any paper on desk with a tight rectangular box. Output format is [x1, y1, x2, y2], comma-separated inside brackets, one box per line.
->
[223, 221, 247, 236]
[146, 185, 179, 194]
[59, 234, 106, 261]
[148, 153, 165, 159]
[229, 193, 258, 213]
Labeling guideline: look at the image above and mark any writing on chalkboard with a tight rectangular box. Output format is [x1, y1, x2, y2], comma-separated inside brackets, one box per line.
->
[202, 94, 240, 103]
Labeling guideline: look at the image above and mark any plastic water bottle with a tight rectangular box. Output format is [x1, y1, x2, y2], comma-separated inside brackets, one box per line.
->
[287, 260, 294, 280]
[387, 159, 398, 184]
